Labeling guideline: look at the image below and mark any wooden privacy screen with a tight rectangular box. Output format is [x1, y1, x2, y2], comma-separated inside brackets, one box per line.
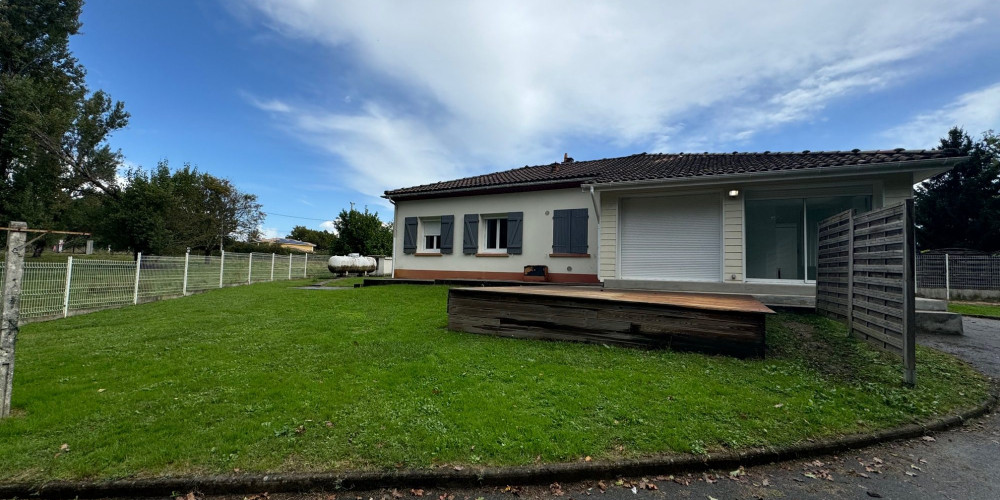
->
[816, 199, 916, 385]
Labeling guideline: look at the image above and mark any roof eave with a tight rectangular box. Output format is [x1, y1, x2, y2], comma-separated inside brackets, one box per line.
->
[384, 176, 598, 201]
[583, 157, 967, 191]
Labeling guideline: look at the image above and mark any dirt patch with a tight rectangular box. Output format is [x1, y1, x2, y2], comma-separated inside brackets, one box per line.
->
[779, 320, 860, 380]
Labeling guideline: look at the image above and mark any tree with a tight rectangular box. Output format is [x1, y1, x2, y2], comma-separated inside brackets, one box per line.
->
[100, 167, 172, 257]
[330, 207, 392, 256]
[98, 161, 265, 256]
[914, 127, 1000, 252]
[0, 0, 128, 234]
[288, 225, 337, 249]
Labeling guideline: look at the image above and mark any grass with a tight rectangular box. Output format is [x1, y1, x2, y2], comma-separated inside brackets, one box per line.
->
[949, 301, 1000, 318]
[0, 280, 990, 482]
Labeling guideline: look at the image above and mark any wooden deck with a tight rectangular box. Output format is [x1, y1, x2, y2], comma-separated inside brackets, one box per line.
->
[447, 286, 775, 357]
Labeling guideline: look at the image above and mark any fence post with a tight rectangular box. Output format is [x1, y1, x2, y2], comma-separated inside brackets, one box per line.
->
[902, 199, 916, 386]
[846, 210, 855, 336]
[944, 253, 950, 301]
[63, 256, 74, 318]
[182, 250, 190, 295]
[132, 252, 142, 305]
[1, 221, 28, 418]
[270, 253, 275, 281]
[248, 253, 253, 285]
[304, 253, 308, 278]
[219, 250, 225, 288]
[288, 254, 292, 280]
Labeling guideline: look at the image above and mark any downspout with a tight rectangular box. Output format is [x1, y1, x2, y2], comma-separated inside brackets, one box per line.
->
[588, 185, 600, 224]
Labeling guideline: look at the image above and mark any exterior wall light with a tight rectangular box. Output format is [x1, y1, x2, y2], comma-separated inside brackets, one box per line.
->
[728, 189, 740, 198]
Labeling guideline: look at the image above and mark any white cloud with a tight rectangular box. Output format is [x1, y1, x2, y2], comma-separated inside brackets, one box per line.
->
[258, 226, 281, 239]
[244, 94, 292, 113]
[319, 220, 337, 233]
[244, 0, 995, 193]
[882, 82, 1000, 148]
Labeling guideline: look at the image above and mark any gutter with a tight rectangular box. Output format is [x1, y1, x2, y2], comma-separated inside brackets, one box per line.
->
[383, 176, 597, 201]
[581, 157, 966, 191]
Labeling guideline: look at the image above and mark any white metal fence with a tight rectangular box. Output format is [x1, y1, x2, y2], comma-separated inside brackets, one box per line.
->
[0, 251, 334, 323]
[916, 253, 1000, 301]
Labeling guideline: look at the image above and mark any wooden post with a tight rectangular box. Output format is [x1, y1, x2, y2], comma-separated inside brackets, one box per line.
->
[270, 253, 275, 281]
[1, 222, 27, 417]
[846, 210, 855, 336]
[63, 257, 73, 318]
[247, 253, 253, 285]
[902, 199, 916, 386]
[304, 253, 308, 278]
[219, 250, 225, 288]
[288, 254, 293, 280]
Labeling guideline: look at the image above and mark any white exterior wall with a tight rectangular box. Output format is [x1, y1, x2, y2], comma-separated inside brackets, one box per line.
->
[882, 173, 915, 207]
[597, 174, 913, 284]
[722, 195, 744, 282]
[393, 188, 599, 280]
[598, 192, 619, 280]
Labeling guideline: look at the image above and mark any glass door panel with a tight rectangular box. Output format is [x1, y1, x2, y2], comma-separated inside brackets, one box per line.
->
[805, 195, 872, 280]
[746, 198, 804, 280]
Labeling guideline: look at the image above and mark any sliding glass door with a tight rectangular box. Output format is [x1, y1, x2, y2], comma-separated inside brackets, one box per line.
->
[746, 194, 871, 282]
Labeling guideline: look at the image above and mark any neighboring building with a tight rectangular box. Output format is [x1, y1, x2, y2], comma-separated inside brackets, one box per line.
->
[383, 149, 965, 295]
[258, 237, 318, 253]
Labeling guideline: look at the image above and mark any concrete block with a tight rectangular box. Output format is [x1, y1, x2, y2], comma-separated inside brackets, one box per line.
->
[916, 311, 964, 336]
[916, 298, 948, 312]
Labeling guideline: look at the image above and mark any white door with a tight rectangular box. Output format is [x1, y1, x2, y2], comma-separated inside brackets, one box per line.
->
[620, 194, 722, 281]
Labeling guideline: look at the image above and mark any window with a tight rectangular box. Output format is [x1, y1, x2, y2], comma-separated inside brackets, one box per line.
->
[746, 195, 871, 281]
[552, 208, 588, 255]
[422, 218, 441, 252]
[484, 216, 508, 252]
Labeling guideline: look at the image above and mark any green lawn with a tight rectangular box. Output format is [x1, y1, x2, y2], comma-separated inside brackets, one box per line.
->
[949, 301, 1000, 318]
[0, 280, 990, 482]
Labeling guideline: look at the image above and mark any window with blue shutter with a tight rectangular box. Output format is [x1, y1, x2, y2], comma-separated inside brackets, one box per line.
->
[440, 215, 454, 254]
[506, 212, 523, 254]
[462, 214, 479, 254]
[403, 217, 418, 254]
[552, 208, 588, 255]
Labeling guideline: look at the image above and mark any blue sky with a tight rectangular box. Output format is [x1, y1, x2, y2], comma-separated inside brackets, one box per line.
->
[71, 0, 1000, 238]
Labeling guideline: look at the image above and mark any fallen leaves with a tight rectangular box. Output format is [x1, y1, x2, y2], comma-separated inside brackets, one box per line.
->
[801, 459, 833, 481]
[549, 482, 564, 496]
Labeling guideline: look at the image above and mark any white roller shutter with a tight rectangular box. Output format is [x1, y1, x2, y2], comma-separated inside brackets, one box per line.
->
[620, 194, 722, 281]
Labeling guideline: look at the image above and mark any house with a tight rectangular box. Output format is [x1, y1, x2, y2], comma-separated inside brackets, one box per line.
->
[258, 237, 318, 254]
[382, 149, 965, 297]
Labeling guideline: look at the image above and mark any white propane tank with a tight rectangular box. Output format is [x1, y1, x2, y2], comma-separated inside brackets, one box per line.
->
[327, 253, 377, 274]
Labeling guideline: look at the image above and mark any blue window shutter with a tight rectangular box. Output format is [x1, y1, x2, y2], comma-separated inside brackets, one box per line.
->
[403, 217, 418, 254]
[440, 215, 454, 254]
[507, 212, 523, 254]
[462, 214, 478, 254]
[570, 208, 589, 254]
[552, 209, 570, 253]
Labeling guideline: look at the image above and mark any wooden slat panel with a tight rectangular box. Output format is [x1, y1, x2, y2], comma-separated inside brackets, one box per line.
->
[854, 221, 904, 237]
[448, 287, 769, 357]
[853, 322, 904, 350]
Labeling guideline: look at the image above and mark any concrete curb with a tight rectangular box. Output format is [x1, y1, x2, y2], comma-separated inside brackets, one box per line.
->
[958, 313, 1000, 321]
[1, 389, 996, 500]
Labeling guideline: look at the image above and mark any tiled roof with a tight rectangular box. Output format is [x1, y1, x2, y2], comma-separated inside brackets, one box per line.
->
[384, 149, 964, 198]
